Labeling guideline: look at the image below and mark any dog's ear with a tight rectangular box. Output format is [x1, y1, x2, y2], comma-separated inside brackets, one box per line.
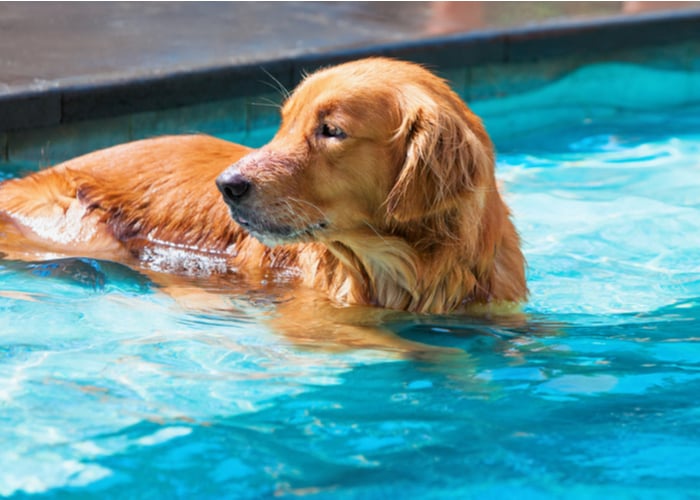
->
[385, 98, 493, 223]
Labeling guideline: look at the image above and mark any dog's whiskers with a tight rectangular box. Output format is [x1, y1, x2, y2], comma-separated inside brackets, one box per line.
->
[259, 67, 291, 101]
[265, 199, 321, 237]
[250, 97, 282, 110]
[287, 197, 330, 222]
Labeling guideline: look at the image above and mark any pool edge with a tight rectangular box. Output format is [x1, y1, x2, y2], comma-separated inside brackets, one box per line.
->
[2, 8, 700, 165]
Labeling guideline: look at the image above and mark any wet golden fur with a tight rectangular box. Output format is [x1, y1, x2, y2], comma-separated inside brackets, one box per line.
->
[0, 58, 526, 315]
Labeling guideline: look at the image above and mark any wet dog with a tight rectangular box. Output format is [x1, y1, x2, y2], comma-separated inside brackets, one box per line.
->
[0, 58, 526, 316]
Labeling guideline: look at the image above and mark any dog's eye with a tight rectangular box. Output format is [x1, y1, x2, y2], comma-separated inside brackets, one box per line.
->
[319, 123, 347, 140]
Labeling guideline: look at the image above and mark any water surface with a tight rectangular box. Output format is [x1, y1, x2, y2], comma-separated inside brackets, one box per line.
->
[1, 97, 700, 498]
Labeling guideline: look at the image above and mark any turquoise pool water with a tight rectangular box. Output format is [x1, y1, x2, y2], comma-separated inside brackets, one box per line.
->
[2, 70, 700, 497]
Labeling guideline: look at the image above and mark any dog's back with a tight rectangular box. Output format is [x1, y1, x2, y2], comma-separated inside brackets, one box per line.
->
[0, 135, 253, 260]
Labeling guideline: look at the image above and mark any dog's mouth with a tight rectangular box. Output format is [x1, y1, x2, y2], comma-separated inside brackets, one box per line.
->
[229, 209, 329, 246]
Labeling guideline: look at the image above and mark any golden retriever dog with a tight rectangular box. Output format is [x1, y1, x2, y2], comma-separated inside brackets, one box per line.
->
[0, 58, 526, 324]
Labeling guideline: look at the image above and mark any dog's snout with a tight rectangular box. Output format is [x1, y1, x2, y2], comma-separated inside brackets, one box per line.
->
[216, 169, 252, 204]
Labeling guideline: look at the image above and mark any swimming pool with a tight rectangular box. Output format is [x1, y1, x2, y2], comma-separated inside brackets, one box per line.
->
[1, 64, 700, 498]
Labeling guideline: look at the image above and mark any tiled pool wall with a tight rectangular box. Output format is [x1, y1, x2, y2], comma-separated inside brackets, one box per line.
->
[2, 13, 700, 168]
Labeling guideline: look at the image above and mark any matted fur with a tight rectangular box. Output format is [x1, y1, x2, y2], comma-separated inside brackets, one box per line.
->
[0, 58, 527, 314]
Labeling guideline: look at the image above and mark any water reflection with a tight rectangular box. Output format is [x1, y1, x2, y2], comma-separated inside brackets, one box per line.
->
[417, 2, 699, 36]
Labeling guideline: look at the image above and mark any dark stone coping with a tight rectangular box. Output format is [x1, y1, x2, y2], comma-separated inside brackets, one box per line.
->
[1, 9, 699, 134]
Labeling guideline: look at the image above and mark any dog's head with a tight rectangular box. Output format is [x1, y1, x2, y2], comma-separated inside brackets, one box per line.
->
[216, 57, 495, 248]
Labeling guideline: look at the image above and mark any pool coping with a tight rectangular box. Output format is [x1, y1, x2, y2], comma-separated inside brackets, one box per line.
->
[2, 8, 700, 135]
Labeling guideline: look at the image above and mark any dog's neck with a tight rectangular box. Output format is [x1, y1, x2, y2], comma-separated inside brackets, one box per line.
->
[260, 189, 525, 315]
[299, 223, 485, 314]
[298, 194, 525, 314]
[325, 235, 419, 310]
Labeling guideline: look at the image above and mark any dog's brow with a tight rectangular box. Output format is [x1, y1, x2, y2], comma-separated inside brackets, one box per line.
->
[316, 104, 339, 118]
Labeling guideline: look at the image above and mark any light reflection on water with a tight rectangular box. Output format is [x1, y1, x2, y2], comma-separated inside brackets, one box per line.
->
[1, 106, 700, 497]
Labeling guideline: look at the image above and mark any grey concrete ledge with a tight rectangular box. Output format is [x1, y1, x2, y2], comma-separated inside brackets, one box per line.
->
[1, 7, 699, 134]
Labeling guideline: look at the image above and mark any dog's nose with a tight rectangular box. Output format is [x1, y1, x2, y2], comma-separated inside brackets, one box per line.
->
[216, 169, 252, 204]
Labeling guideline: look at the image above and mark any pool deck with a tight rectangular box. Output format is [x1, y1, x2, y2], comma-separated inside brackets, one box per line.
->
[1, 1, 700, 153]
